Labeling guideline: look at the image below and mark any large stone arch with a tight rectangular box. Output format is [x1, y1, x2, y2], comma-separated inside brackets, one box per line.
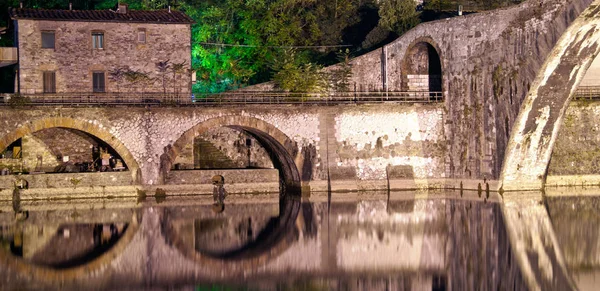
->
[501, 1, 600, 190]
[401, 37, 444, 94]
[163, 195, 301, 271]
[0, 117, 141, 183]
[162, 116, 302, 192]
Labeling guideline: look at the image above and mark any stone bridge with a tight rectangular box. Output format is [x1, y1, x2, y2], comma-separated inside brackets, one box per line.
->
[1, 0, 599, 192]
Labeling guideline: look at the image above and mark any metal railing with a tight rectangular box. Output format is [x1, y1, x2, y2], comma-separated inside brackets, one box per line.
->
[574, 86, 600, 100]
[0, 91, 444, 106]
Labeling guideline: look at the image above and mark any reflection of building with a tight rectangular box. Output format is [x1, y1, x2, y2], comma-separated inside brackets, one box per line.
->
[8, 3, 193, 96]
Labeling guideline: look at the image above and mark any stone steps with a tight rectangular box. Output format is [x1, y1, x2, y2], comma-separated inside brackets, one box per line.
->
[194, 138, 239, 169]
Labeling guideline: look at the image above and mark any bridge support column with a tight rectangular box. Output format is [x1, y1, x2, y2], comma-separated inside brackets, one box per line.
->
[501, 0, 600, 191]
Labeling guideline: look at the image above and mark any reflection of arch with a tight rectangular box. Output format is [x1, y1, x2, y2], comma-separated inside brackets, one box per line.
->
[163, 195, 301, 270]
[402, 37, 443, 93]
[0, 211, 140, 285]
[0, 117, 140, 182]
[164, 116, 302, 192]
[501, 4, 600, 190]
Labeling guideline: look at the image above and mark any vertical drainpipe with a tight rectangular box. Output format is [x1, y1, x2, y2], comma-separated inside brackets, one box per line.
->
[381, 46, 388, 93]
[14, 19, 20, 94]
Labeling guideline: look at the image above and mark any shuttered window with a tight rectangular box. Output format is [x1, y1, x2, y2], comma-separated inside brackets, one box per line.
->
[93, 72, 105, 92]
[138, 29, 146, 43]
[41, 31, 55, 49]
[43, 71, 56, 93]
[92, 32, 104, 49]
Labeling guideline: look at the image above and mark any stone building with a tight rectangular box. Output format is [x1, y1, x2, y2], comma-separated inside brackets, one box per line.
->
[9, 4, 194, 97]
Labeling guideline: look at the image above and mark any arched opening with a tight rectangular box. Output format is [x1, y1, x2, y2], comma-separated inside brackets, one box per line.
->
[164, 116, 302, 193]
[163, 194, 301, 268]
[0, 209, 141, 282]
[500, 3, 600, 190]
[1, 128, 127, 174]
[402, 40, 443, 95]
[1, 222, 129, 268]
[547, 49, 600, 181]
[0, 118, 140, 184]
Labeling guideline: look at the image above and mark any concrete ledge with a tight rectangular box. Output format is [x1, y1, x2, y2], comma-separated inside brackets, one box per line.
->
[0, 171, 133, 189]
[546, 175, 600, 188]
[307, 178, 500, 192]
[166, 169, 279, 185]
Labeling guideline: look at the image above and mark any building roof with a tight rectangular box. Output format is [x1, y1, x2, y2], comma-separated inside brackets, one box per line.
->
[8, 7, 195, 24]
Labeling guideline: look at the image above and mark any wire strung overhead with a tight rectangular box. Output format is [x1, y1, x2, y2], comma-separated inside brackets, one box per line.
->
[197, 42, 353, 49]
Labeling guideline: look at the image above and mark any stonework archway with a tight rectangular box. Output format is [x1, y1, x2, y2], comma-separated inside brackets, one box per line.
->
[163, 116, 302, 192]
[0, 117, 140, 182]
[0, 211, 141, 286]
[401, 37, 443, 93]
[501, 0, 600, 190]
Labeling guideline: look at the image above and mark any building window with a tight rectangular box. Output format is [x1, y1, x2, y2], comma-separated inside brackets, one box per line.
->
[41, 31, 55, 49]
[43, 71, 56, 93]
[138, 28, 146, 43]
[92, 32, 104, 49]
[93, 72, 105, 92]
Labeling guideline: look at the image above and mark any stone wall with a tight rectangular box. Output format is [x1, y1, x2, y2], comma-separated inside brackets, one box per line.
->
[173, 127, 274, 169]
[0, 105, 447, 187]
[21, 134, 60, 172]
[0, 171, 132, 189]
[345, 0, 593, 180]
[548, 101, 600, 175]
[165, 169, 279, 185]
[31, 128, 97, 164]
[17, 19, 191, 94]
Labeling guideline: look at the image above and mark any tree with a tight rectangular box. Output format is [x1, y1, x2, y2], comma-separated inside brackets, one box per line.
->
[271, 49, 327, 93]
[155, 60, 170, 95]
[329, 49, 353, 92]
[377, 0, 420, 36]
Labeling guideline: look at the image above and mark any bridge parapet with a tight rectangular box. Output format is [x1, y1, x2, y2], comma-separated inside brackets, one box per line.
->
[0, 90, 443, 106]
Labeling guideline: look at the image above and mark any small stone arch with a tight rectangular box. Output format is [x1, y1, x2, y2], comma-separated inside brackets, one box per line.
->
[162, 116, 302, 192]
[0, 211, 141, 285]
[0, 117, 140, 182]
[501, 4, 600, 190]
[401, 37, 443, 94]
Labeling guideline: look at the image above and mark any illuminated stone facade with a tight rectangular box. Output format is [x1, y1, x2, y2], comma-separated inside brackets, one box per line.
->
[11, 7, 193, 95]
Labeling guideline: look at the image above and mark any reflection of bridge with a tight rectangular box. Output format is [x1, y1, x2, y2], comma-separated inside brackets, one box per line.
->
[0, 192, 530, 290]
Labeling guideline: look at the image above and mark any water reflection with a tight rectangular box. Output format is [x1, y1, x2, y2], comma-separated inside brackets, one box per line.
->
[0, 222, 127, 268]
[1, 190, 598, 290]
[546, 195, 600, 291]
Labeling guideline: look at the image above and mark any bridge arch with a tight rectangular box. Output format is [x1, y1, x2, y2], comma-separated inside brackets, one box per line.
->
[401, 37, 443, 93]
[163, 116, 302, 192]
[0, 211, 141, 285]
[0, 117, 140, 182]
[501, 2, 600, 190]
[163, 195, 301, 271]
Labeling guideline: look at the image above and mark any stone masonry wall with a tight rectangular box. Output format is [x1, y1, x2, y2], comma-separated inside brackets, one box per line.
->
[548, 101, 600, 175]
[0, 105, 445, 186]
[32, 128, 97, 164]
[0, 171, 132, 189]
[21, 134, 60, 172]
[173, 127, 274, 169]
[346, 0, 593, 179]
[17, 19, 191, 94]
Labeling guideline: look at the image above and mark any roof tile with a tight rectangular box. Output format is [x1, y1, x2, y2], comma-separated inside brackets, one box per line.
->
[9, 7, 195, 24]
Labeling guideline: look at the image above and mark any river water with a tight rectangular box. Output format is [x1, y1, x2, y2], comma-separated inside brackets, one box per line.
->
[0, 189, 598, 290]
